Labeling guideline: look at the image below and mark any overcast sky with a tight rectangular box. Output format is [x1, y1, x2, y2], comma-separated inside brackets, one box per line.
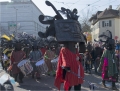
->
[0, 0, 120, 19]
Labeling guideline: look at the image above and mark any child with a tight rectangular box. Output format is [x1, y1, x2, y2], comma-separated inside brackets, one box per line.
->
[84, 49, 92, 74]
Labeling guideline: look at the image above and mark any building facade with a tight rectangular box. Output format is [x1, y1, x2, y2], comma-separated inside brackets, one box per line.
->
[0, 0, 46, 37]
[89, 5, 120, 42]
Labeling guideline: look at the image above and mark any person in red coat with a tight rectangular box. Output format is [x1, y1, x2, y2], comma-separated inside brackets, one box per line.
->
[38, 1, 86, 90]
[10, 43, 26, 83]
[40, 46, 46, 56]
[54, 42, 84, 91]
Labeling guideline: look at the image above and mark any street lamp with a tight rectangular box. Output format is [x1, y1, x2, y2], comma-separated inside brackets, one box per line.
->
[13, 7, 18, 33]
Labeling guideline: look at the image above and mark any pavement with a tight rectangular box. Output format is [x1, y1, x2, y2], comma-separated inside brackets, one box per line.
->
[0, 62, 120, 91]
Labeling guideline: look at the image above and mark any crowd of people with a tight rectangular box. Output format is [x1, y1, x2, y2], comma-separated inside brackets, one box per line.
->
[0, 40, 119, 90]
[84, 40, 120, 90]
[0, 42, 59, 82]
[84, 41, 120, 75]
[0, 1, 119, 90]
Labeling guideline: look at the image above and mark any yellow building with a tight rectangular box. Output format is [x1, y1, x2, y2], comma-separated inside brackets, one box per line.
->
[84, 32, 92, 42]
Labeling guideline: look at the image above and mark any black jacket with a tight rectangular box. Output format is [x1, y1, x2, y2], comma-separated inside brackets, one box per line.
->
[91, 47, 103, 60]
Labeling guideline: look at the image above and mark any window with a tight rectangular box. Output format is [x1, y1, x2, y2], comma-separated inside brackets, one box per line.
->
[102, 20, 112, 27]
[102, 21, 104, 27]
[109, 20, 112, 27]
[99, 22, 100, 28]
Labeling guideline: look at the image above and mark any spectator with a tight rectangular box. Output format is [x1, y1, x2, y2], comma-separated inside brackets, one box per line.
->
[84, 49, 92, 74]
[86, 42, 93, 53]
[91, 42, 103, 73]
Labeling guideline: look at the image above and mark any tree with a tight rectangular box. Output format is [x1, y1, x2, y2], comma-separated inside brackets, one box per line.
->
[79, 9, 93, 32]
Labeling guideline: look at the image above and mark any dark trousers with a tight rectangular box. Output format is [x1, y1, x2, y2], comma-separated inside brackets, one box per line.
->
[13, 72, 24, 82]
[69, 84, 81, 91]
[62, 69, 81, 91]
[94, 61, 97, 73]
[91, 59, 98, 73]
[1, 61, 4, 70]
[91, 61, 94, 69]
[85, 63, 91, 71]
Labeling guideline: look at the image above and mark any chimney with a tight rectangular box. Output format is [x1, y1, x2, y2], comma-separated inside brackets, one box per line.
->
[108, 5, 112, 9]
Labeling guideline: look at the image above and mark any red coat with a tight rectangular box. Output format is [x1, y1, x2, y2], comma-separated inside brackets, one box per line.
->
[54, 48, 84, 90]
[10, 50, 26, 74]
[40, 48, 46, 56]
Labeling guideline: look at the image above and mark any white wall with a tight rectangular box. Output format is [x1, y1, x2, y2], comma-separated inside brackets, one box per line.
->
[115, 18, 120, 40]
[91, 22, 100, 42]
[91, 18, 117, 42]
[99, 18, 115, 38]
[32, 3, 46, 33]
[0, 1, 45, 37]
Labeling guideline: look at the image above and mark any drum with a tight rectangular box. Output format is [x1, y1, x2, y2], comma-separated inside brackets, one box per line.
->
[51, 57, 58, 71]
[17, 59, 33, 76]
[35, 59, 48, 74]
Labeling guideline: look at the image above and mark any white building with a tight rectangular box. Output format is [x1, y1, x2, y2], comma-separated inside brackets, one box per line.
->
[0, 0, 46, 37]
[89, 5, 120, 42]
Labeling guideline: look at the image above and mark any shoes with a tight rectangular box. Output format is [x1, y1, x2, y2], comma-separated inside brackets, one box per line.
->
[32, 74, 34, 79]
[51, 71, 56, 76]
[85, 71, 88, 73]
[36, 77, 41, 79]
[112, 86, 119, 90]
[95, 71, 98, 74]
[35, 72, 41, 79]
[19, 80, 23, 83]
[47, 72, 50, 76]
[46, 71, 56, 76]
[102, 81, 106, 88]
[88, 71, 91, 74]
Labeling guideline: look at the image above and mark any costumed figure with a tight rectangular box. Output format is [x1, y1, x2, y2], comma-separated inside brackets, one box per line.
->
[10, 42, 26, 83]
[0, 34, 13, 70]
[29, 43, 42, 79]
[40, 43, 46, 56]
[86, 42, 93, 53]
[38, 1, 86, 90]
[43, 41, 58, 76]
[2, 41, 13, 71]
[97, 30, 118, 90]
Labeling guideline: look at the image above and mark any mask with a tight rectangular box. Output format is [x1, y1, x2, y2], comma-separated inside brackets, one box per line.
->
[106, 39, 115, 50]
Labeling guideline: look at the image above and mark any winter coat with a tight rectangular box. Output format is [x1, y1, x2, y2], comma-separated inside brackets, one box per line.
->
[97, 50, 118, 77]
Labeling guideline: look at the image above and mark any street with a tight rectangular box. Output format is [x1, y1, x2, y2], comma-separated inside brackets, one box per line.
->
[0, 63, 119, 91]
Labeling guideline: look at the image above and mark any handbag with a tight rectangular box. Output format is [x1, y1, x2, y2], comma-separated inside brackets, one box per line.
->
[87, 60, 91, 64]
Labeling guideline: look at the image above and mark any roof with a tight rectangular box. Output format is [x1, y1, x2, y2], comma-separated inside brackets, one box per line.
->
[97, 8, 119, 19]
[116, 4, 120, 10]
[89, 11, 102, 21]
[89, 7, 119, 25]
[31, 0, 44, 15]
[0, 1, 44, 15]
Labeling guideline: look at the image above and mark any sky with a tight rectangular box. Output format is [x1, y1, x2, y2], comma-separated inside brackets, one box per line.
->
[0, 0, 120, 20]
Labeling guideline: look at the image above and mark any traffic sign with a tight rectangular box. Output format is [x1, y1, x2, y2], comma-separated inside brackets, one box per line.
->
[114, 36, 118, 40]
